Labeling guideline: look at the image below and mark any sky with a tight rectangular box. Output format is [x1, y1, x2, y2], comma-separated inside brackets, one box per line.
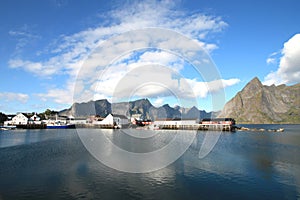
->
[0, 0, 299, 114]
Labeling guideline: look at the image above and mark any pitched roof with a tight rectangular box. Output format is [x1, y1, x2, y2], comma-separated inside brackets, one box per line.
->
[20, 113, 30, 118]
[112, 114, 128, 119]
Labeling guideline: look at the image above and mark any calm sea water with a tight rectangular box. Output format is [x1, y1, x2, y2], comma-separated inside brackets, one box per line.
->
[0, 125, 300, 200]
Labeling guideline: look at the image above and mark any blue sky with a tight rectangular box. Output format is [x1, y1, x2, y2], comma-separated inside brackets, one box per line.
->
[0, 0, 299, 114]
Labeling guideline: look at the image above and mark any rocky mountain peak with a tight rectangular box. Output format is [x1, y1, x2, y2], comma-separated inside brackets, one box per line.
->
[241, 77, 263, 95]
[249, 77, 262, 85]
[219, 77, 300, 123]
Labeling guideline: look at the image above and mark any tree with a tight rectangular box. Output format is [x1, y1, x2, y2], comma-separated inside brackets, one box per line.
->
[44, 109, 52, 116]
[0, 112, 7, 125]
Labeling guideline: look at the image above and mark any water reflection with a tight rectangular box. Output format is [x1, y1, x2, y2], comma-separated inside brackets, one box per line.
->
[0, 129, 39, 148]
[0, 125, 299, 199]
[77, 129, 196, 173]
[272, 161, 300, 198]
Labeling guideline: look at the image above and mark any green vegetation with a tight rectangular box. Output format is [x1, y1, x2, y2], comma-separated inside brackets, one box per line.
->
[40, 109, 59, 120]
[0, 112, 7, 125]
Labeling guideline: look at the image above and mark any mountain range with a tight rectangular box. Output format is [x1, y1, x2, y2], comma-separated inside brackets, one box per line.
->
[60, 77, 300, 123]
[59, 98, 218, 120]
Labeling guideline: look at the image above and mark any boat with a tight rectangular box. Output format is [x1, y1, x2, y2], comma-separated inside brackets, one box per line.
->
[45, 114, 76, 129]
[46, 124, 75, 129]
[0, 125, 16, 130]
[46, 121, 75, 129]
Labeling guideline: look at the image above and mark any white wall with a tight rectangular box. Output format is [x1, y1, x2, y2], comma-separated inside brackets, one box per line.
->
[96, 114, 114, 125]
[154, 120, 197, 126]
[12, 113, 28, 125]
[30, 114, 40, 121]
[92, 114, 128, 126]
[114, 117, 129, 125]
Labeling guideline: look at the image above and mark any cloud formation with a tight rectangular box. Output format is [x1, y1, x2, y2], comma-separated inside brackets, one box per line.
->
[187, 78, 241, 98]
[264, 34, 300, 85]
[7, 0, 239, 106]
[0, 92, 29, 104]
[9, 1, 226, 78]
[8, 24, 40, 55]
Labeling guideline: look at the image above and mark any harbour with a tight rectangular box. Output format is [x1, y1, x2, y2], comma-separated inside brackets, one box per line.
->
[3, 112, 238, 131]
[3, 113, 286, 133]
[1, 0, 299, 199]
[0, 125, 299, 199]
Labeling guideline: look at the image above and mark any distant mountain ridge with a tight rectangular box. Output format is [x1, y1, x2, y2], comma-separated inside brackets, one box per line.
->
[59, 77, 299, 123]
[218, 77, 300, 124]
[59, 98, 218, 120]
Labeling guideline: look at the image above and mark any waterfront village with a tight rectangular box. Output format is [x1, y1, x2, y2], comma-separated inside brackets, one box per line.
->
[0, 111, 237, 132]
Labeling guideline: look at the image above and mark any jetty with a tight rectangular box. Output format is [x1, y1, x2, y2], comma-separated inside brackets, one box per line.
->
[158, 124, 234, 131]
[153, 118, 236, 132]
[16, 124, 47, 129]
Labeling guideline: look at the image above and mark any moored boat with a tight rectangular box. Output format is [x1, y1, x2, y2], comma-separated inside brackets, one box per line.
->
[0, 125, 16, 130]
[46, 122, 75, 129]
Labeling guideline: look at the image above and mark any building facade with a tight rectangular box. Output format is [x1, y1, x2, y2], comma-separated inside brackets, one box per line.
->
[12, 113, 29, 125]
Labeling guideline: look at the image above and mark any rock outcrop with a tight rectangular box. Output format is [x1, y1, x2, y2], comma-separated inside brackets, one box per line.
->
[218, 77, 300, 123]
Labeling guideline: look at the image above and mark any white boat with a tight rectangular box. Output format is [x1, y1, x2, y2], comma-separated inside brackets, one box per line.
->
[0, 125, 16, 130]
[46, 122, 75, 129]
[45, 114, 75, 129]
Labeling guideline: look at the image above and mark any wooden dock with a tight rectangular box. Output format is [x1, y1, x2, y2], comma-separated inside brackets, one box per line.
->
[75, 124, 121, 129]
[16, 124, 47, 129]
[159, 124, 235, 132]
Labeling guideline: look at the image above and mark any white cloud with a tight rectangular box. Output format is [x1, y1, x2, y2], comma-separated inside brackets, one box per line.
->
[90, 62, 240, 102]
[37, 88, 72, 104]
[264, 34, 300, 85]
[153, 98, 165, 107]
[139, 51, 178, 65]
[8, 0, 229, 105]
[266, 57, 276, 65]
[36, 77, 81, 104]
[9, 1, 226, 76]
[187, 78, 240, 98]
[266, 51, 279, 65]
[0, 92, 29, 103]
[9, 24, 40, 54]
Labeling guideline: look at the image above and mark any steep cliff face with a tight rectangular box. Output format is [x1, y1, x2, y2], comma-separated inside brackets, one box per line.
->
[60, 99, 112, 117]
[151, 104, 182, 119]
[219, 77, 300, 123]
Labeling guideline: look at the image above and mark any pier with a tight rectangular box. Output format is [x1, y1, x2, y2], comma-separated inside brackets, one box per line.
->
[16, 124, 47, 129]
[75, 124, 121, 129]
[158, 124, 235, 131]
[152, 118, 236, 132]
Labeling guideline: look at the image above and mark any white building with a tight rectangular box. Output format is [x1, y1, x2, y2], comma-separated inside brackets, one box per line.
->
[94, 114, 129, 128]
[95, 114, 113, 125]
[113, 114, 129, 126]
[30, 113, 40, 121]
[87, 115, 103, 124]
[29, 113, 41, 124]
[67, 116, 87, 124]
[153, 118, 198, 126]
[11, 113, 29, 125]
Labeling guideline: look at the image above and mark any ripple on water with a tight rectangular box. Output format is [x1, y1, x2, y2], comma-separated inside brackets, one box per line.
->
[0, 126, 299, 199]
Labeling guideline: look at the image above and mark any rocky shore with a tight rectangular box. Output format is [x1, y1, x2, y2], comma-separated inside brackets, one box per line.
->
[236, 126, 284, 132]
